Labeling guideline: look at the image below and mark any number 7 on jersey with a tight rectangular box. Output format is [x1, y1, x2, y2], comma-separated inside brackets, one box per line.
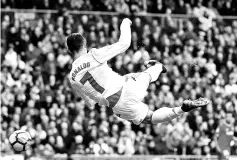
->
[80, 71, 105, 94]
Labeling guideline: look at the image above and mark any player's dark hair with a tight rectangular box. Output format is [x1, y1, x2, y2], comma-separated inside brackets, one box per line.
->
[66, 33, 86, 56]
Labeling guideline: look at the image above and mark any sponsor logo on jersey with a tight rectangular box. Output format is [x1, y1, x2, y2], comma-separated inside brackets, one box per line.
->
[72, 62, 90, 81]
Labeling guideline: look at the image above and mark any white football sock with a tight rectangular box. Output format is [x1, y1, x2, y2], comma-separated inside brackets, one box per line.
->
[151, 107, 184, 124]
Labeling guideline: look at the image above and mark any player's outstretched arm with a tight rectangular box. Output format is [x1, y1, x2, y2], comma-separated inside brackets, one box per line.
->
[91, 18, 132, 63]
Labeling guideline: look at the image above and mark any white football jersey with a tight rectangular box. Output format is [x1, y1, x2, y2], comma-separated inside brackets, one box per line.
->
[69, 50, 125, 106]
[69, 18, 132, 107]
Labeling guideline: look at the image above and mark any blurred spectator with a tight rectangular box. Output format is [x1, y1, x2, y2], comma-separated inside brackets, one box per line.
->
[149, 0, 166, 13]
[215, 112, 237, 160]
[115, 0, 130, 15]
[132, 46, 150, 65]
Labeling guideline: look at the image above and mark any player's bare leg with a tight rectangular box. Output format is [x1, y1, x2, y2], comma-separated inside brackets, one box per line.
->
[140, 61, 210, 124]
[142, 98, 210, 124]
[125, 60, 210, 124]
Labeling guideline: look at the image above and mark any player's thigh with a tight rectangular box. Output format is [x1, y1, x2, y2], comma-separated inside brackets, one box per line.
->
[113, 79, 151, 125]
[114, 89, 149, 125]
[125, 72, 150, 100]
[126, 101, 149, 125]
[141, 109, 153, 124]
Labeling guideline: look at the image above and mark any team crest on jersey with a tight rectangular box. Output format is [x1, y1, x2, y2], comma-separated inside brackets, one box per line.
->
[72, 62, 90, 81]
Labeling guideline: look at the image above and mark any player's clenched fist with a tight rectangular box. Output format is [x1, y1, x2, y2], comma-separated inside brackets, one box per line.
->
[120, 18, 132, 30]
[123, 18, 132, 25]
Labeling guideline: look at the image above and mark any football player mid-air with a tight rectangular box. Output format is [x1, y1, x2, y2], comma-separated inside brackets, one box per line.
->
[67, 18, 210, 125]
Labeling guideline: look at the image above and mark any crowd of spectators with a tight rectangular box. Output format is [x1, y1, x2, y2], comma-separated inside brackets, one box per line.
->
[2, 0, 237, 16]
[1, 5, 237, 159]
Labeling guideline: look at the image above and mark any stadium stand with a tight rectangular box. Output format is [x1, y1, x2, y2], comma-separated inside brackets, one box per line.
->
[1, 0, 237, 15]
[1, 0, 237, 159]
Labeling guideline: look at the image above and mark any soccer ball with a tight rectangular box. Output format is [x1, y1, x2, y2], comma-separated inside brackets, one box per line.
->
[9, 130, 32, 152]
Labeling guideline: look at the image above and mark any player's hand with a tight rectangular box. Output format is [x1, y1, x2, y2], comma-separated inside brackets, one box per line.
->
[123, 18, 132, 25]
[99, 97, 109, 107]
[120, 18, 132, 31]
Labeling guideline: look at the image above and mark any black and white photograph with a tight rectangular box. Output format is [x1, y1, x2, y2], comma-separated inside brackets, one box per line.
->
[1, 0, 237, 160]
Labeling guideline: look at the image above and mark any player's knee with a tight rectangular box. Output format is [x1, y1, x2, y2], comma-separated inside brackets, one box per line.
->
[144, 64, 162, 82]
[141, 110, 153, 124]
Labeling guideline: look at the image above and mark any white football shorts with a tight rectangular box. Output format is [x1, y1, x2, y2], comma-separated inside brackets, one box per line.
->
[112, 72, 150, 125]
